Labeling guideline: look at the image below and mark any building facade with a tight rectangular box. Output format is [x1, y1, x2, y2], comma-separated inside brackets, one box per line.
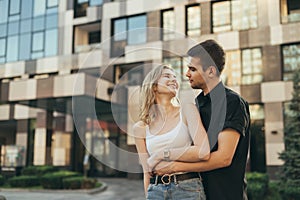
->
[0, 0, 299, 178]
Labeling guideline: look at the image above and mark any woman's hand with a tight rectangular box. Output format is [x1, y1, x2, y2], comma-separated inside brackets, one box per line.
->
[147, 151, 163, 170]
[153, 161, 176, 175]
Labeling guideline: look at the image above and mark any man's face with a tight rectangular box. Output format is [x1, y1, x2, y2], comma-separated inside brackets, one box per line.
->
[185, 56, 208, 90]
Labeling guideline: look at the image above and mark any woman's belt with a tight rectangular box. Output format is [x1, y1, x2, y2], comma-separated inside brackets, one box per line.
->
[149, 172, 200, 185]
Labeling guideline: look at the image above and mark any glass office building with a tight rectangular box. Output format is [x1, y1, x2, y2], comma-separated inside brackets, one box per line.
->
[0, 0, 299, 178]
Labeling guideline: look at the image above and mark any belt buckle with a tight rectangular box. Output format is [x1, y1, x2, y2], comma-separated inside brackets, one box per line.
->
[161, 174, 172, 185]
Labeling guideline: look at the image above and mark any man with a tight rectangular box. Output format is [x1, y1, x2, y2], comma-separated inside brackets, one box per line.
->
[155, 39, 250, 200]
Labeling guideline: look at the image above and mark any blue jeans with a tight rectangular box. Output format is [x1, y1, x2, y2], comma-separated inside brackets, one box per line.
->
[146, 178, 206, 200]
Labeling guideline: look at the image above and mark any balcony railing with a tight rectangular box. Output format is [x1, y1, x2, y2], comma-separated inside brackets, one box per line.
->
[75, 43, 101, 53]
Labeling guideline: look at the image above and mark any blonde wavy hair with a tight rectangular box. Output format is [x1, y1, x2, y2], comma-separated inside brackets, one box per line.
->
[139, 65, 178, 124]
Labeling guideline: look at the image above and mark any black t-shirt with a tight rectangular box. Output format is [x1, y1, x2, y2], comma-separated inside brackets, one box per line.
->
[196, 82, 250, 200]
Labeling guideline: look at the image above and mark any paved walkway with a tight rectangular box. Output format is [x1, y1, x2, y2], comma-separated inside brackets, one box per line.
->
[0, 178, 145, 200]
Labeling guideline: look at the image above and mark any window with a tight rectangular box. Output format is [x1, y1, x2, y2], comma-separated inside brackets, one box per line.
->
[162, 9, 175, 40]
[163, 57, 189, 82]
[0, 0, 58, 63]
[32, 32, 44, 52]
[212, 0, 257, 33]
[8, 21, 19, 35]
[19, 33, 31, 60]
[6, 35, 19, 62]
[281, 0, 300, 23]
[74, 22, 101, 53]
[0, 0, 9, 23]
[0, 38, 6, 58]
[9, 0, 21, 16]
[128, 15, 147, 45]
[45, 29, 58, 56]
[111, 15, 147, 57]
[282, 43, 300, 81]
[114, 63, 144, 85]
[186, 4, 201, 37]
[222, 48, 262, 86]
[74, 0, 103, 18]
[21, 0, 33, 19]
[241, 48, 263, 85]
[222, 50, 241, 86]
[249, 104, 264, 120]
[34, 0, 46, 17]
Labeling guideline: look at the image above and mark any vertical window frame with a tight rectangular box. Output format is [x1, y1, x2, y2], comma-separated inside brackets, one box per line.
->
[186, 4, 201, 37]
[161, 8, 175, 41]
[241, 47, 263, 85]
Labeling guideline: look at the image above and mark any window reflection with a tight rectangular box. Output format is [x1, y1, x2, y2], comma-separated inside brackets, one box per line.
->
[0, 38, 6, 56]
[128, 15, 147, 45]
[0, 0, 9, 23]
[282, 43, 300, 81]
[9, 0, 21, 15]
[90, 0, 103, 6]
[47, 0, 58, 7]
[162, 9, 175, 40]
[213, 1, 231, 32]
[8, 21, 19, 35]
[186, 5, 201, 37]
[7, 35, 19, 62]
[21, 0, 33, 19]
[19, 34, 31, 60]
[32, 32, 44, 51]
[46, 14, 58, 29]
[45, 29, 57, 56]
[0, 24, 7, 37]
[33, 17, 45, 31]
[222, 48, 262, 86]
[212, 0, 258, 33]
[222, 50, 241, 86]
[20, 19, 32, 33]
[1, 0, 58, 62]
[114, 19, 127, 41]
[111, 14, 147, 57]
[34, 0, 46, 16]
[241, 48, 263, 85]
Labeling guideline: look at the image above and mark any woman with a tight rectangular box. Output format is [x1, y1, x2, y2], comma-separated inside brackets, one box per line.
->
[133, 65, 210, 200]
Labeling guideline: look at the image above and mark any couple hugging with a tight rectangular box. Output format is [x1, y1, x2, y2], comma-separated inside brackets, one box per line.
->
[133, 39, 250, 200]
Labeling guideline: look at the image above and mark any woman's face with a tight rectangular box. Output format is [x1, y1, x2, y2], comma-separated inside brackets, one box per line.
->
[155, 68, 179, 96]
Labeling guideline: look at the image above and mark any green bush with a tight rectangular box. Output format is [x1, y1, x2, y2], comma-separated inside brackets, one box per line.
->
[63, 176, 83, 189]
[81, 177, 97, 189]
[0, 175, 4, 186]
[62, 176, 97, 189]
[280, 180, 300, 200]
[8, 175, 39, 187]
[22, 165, 57, 176]
[40, 170, 80, 189]
[265, 181, 282, 200]
[246, 172, 269, 200]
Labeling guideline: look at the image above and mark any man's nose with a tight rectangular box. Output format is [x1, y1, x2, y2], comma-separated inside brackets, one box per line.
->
[186, 70, 190, 78]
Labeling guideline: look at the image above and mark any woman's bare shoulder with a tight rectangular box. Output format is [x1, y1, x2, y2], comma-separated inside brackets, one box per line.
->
[133, 121, 147, 137]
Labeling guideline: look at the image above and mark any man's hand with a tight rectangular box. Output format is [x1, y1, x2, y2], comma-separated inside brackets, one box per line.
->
[153, 161, 176, 175]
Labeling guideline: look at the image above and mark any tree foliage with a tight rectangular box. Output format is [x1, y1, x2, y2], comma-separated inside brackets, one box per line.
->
[279, 69, 300, 200]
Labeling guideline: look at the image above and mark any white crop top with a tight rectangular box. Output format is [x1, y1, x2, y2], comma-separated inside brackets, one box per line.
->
[145, 112, 192, 156]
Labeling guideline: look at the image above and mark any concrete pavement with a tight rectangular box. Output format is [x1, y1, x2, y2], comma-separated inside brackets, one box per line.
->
[0, 178, 145, 200]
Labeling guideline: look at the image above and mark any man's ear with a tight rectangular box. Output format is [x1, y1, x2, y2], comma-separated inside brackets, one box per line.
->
[208, 66, 216, 77]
